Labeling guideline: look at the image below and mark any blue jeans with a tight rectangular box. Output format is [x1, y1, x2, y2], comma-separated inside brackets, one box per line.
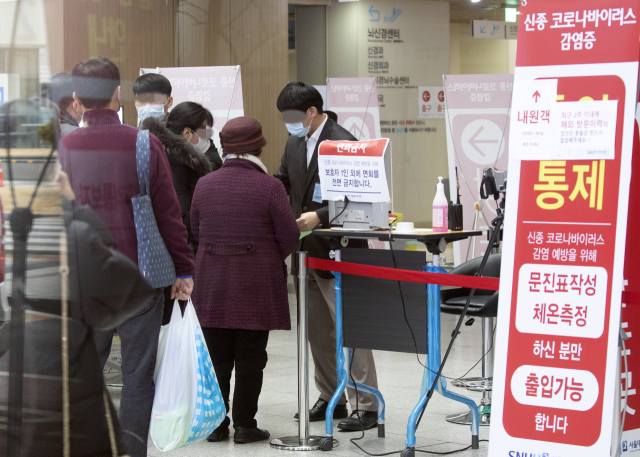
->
[94, 289, 164, 457]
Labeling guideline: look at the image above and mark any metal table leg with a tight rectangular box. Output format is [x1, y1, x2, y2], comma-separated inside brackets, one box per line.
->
[401, 254, 479, 457]
[320, 249, 386, 451]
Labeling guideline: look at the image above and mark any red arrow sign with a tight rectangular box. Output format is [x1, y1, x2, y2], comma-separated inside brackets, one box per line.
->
[533, 90, 541, 102]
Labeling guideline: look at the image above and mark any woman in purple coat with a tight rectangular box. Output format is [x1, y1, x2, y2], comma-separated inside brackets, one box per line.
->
[190, 116, 300, 444]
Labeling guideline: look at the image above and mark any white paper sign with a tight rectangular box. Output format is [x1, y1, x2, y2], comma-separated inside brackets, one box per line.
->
[418, 86, 445, 119]
[552, 100, 617, 160]
[511, 79, 558, 160]
[512, 79, 618, 161]
[318, 139, 391, 203]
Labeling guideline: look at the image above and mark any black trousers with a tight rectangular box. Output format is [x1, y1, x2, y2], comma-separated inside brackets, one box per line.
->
[201, 327, 269, 429]
[94, 290, 164, 457]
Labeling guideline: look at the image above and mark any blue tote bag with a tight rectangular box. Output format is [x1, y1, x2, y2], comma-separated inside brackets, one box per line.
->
[132, 130, 177, 289]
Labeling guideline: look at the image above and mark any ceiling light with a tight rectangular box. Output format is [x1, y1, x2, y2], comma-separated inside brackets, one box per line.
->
[505, 7, 518, 22]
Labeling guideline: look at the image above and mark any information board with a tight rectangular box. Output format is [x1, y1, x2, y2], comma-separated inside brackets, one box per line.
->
[327, 77, 382, 141]
[140, 66, 244, 152]
[444, 74, 513, 266]
[489, 1, 640, 456]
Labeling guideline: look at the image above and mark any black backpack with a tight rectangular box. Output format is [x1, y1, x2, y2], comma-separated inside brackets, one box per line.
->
[65, 202, 155, 331]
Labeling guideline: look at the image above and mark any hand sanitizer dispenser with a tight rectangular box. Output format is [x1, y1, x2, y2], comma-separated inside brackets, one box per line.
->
[433, 176, 448, 232]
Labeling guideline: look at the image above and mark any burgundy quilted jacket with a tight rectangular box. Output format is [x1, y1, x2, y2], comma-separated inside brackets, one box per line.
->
[190, 158, 300, 330]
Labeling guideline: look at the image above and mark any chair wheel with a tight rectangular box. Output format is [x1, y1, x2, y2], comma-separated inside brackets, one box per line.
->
[319, 437, 333, 451]
[400, 449, 415, 457]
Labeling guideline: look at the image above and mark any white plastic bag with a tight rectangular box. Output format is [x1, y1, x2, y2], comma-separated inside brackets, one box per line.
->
[154, 324, 169, 382]
[150, 299, 225, 451]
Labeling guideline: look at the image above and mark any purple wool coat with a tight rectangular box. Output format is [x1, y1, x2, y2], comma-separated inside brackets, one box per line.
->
[190, 158, 300, 330]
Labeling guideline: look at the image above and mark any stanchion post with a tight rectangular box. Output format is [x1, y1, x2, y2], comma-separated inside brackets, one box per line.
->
[298, 251, 310, 442]
[271, 252, 323, 451]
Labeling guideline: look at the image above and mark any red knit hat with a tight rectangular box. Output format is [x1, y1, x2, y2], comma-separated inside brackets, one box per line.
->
[220, 116, 267, 155]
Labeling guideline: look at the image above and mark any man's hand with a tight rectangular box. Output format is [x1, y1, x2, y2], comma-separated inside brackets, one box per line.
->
[171, 277, 194, 301]
[296, 211, 321, 232]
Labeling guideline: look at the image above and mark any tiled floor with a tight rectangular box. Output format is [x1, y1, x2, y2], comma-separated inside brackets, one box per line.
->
[109, 287, 492, 457]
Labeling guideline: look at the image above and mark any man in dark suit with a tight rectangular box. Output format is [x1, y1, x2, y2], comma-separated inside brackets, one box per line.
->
[275, 82, 379, 431]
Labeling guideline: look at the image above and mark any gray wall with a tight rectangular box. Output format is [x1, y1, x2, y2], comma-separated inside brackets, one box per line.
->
[295, 5, 327, 85]
[326, 1, 358, 78]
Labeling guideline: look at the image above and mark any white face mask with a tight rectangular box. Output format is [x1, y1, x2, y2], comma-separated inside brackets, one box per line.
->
[136, 103, 166, 127]
[193, 133, 210, 154]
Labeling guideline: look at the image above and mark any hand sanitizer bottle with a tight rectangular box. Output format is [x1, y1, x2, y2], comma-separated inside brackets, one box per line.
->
[433, 176, 448, 233]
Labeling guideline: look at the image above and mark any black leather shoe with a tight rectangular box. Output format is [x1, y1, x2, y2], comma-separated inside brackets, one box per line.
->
[233, 426, 270, 444]
[337, 410, 378, 431]
[294, 398, 349, 422]
[206, 427, 230, 442]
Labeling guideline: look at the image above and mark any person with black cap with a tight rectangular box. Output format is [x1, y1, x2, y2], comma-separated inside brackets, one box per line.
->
[191, 116, 300, 444]
[46, 72, 81, 137]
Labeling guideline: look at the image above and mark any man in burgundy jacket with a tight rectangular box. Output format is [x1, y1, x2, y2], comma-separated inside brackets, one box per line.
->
[59, 57, 194, 457]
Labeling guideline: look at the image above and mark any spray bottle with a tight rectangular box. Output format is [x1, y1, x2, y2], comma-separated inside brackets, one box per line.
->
[433, 176, 448, 232]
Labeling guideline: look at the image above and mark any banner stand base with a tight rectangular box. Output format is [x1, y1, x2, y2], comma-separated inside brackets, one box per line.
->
[270, 436, 329, 451]
[446, 409, 491, 426]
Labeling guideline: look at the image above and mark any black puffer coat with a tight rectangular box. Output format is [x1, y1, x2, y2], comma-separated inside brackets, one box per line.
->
[205, 141, 223, 172]
[140, 117, 213, 253]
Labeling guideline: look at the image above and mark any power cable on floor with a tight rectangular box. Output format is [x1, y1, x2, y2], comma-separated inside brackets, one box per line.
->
[347, 351, 488, 456]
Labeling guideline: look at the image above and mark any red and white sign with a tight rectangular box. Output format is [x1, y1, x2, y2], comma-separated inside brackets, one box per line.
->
[318, 139, 390, 203]
[619, 122, 640, 452]
[418, 86, 445, 119]
[327, 77, 382, 141]
[140, 66, 244, 152]
[617, 94, 640, 452]
[490, 1, 640, 456]
[444, 74, 513, 266]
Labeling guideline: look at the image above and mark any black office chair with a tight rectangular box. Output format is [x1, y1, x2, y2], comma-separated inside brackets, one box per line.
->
[440, 253, 501, 427]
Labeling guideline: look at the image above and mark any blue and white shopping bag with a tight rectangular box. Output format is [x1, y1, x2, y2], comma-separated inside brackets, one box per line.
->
[151, 300, 226, 451]
[187, 329, 226, 443]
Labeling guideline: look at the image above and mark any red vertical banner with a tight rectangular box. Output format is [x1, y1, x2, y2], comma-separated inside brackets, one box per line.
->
[490, 2, 640, 456]
[621, 123, 640, 453]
